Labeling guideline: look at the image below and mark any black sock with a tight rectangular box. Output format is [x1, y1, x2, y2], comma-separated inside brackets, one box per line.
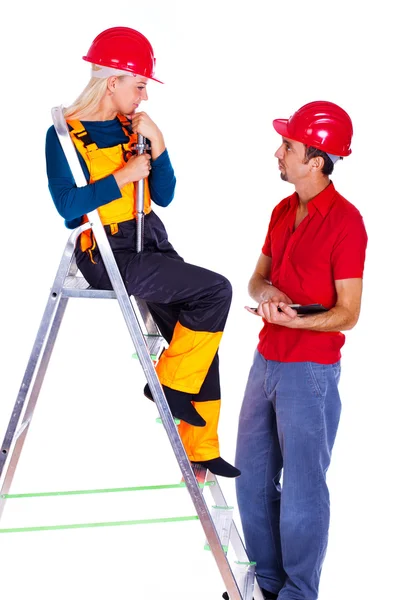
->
[143, 383, 206, 427]
[197, 457, 241, 478]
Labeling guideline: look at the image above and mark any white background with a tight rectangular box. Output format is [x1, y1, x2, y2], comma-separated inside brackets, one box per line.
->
[0, 1, 399, 598]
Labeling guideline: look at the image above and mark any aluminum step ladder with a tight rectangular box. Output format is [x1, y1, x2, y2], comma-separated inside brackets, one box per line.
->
[0, 106, 264, 600]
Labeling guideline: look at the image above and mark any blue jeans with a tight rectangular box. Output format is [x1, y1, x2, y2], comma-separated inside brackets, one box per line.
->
[235, 351, 341, 599]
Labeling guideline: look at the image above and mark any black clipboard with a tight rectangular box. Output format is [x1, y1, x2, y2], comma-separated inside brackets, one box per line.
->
[288, 303, 328, 314]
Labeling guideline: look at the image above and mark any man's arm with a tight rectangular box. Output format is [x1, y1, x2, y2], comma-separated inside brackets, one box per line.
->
[258, 278, 363, 331]
[249, 254, 292, 304]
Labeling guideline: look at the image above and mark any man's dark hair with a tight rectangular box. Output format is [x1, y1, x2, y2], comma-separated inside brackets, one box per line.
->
[304, 145, 337, 176]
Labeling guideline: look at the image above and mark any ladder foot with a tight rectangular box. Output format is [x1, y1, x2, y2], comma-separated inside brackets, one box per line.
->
[143, 384, 206, 427]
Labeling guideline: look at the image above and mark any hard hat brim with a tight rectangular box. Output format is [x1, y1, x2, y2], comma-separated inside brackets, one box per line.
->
[82, 56, 164, 84]
[273, 118, 289, 138]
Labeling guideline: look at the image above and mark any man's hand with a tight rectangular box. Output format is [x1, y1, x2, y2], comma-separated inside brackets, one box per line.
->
[257, 301, 301, 327]
[248, 254, 292, 304]
[260, 285, 292, 305]
[253, 278, 364, 332]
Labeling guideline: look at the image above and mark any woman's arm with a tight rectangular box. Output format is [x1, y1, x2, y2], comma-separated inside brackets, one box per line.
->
[45, 126, 122, 222]
[46, 124, 176, 221]
[148, 148, 176, 207]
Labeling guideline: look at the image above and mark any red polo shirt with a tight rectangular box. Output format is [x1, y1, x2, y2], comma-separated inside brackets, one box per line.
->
[258, 182, 368, 364]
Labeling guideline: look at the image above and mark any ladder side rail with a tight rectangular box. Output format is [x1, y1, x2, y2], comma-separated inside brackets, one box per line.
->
[207, 474, 265, 600]
[0, 227, 82, 474]
[0, 298, 68, 514]
[92, 214, 243, 600]
[0, 227, 85, 514]
[51, 106, 243, 599]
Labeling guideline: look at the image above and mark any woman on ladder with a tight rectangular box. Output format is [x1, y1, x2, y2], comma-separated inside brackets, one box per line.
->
[45, 26, 240, 478]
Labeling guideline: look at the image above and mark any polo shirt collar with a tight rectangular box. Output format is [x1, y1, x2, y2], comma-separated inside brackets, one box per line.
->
[291, 181, 337, 217]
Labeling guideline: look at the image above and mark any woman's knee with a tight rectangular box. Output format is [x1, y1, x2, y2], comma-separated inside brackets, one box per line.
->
[214, 274, 233, 302]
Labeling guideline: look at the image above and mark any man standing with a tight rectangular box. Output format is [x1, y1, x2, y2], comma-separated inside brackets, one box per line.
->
[235, 101, 368, 599]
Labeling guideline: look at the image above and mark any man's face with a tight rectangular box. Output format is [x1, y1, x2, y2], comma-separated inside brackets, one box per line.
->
[274, 137, 310, 184]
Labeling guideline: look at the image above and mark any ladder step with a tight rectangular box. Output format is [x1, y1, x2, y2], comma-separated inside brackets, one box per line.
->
[63, 275, 91, 290]
[61, 277, 166, 361]
[62, 276, 116, 299]
[61, 276, 166, 361]
[223, 562, 257, 600]
[204, 505, 234, 553]
[233, 561, 257, 600]
[132, 334, 165, 362]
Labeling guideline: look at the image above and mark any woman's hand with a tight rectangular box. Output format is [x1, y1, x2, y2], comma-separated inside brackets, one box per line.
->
[130, 112, 161, 141]
[114, 153, 151, 189]
[130, 112, 166, 160]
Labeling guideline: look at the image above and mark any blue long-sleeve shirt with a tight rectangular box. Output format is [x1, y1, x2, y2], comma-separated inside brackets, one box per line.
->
[45, 118, 176, 229]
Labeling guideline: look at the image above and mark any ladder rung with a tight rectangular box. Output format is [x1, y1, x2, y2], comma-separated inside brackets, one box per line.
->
[62, 277, 116, 299]
[64, 275, 91, 290]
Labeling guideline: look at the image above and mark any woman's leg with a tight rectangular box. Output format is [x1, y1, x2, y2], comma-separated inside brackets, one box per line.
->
[75, 216, 237, 474]
[148, 303, 239, 477]
[124, 251, 232, 396]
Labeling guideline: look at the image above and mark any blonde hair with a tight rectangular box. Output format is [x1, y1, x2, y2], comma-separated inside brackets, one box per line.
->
[64, 77, 109, 120]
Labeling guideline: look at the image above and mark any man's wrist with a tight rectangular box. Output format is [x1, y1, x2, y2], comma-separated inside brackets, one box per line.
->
[260, 283, 273, 302]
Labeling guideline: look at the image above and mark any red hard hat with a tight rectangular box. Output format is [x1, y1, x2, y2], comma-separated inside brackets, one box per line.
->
[273, 101, 353, 157]
[83, 26, 162, 83]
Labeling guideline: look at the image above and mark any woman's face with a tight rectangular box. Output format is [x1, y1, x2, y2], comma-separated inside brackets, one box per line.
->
[111, 75, 149, 116]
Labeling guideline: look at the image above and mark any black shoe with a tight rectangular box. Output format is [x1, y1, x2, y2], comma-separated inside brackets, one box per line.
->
[197, 457, 241, 478]
[222, 588, 278, 599]
[144, 383, 206, 427]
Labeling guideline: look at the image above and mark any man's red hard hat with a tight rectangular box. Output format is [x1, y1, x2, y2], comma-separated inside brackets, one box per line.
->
[273, 101, 353, 157]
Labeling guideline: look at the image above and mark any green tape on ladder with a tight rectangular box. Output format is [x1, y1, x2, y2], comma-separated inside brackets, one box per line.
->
[0, 515, 200, 534]
[132, 353, 158, 361]
[204, 543, 229, 552]
[156, 417, 181, 425]
[1, 480, 214, 499]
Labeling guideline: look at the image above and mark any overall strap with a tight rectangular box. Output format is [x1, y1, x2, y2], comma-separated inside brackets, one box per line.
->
[68, 120, 98, 152]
